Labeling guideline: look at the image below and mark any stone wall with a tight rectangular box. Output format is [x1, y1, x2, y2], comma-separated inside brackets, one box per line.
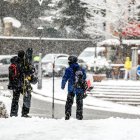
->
[0, 38, 95, 57]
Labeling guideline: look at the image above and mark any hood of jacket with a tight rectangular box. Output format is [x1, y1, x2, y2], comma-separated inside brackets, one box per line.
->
[69, 63, 80, 70]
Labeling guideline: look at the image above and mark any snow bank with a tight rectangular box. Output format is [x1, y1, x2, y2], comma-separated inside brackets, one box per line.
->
[0, 89, 22, 118]
[0, 90, 12, 118]
[0, 96, 11, 118]
[0, 117, 140, 140]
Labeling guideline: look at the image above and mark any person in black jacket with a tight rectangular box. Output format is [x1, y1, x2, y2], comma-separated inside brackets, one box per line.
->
[9, 49, 37, 117]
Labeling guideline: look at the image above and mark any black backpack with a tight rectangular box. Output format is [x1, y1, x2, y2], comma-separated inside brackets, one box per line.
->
[73, 67, 88, 90]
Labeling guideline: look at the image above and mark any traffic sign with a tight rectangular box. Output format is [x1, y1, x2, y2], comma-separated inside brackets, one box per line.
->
[137, 65, 140, 76]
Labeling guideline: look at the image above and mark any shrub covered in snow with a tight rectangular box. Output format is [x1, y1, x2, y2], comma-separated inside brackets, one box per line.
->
[0, 101, 9, 118]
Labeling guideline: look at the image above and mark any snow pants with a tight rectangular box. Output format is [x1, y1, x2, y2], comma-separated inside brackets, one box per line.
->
[124, 69, 131, 80]
[10, 89, 31, 117]
[65, 92, 83, 120]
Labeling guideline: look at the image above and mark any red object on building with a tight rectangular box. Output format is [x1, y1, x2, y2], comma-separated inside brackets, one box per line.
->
[122, 22, 140, 37]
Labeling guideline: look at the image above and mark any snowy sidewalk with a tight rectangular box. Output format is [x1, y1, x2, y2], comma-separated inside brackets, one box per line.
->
[93, 79, 140, 86]
[1, 79, 140, 140]
[1, 78, 140, 118]
[0, 117, 140, 140]
[32, 78, 140, 115]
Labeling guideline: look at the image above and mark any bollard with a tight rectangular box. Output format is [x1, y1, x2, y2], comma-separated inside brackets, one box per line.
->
[131, 47, 138, 80]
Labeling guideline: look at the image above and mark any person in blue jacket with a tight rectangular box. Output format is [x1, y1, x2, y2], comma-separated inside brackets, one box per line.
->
[61, 55, 87, 120]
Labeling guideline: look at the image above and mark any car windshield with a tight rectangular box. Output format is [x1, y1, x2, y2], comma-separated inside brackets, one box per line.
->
[0, 58, 11, 64]
[42, 54, 68, 62]
[42, 54, 57, 62]
[55, 58, 68, 65]
[79, 51, 95, 57]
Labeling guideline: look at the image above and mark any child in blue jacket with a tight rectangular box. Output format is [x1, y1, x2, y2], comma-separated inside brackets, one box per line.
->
[61, 55, 86, 120]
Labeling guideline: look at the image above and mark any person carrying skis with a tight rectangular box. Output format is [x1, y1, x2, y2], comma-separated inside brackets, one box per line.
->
[61, 55, 87, 120]
[8, 49, 38, 117]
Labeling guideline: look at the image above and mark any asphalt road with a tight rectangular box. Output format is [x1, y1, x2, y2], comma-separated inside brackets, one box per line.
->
[1, 80, 140, 119]
[28, 94, 140, 120]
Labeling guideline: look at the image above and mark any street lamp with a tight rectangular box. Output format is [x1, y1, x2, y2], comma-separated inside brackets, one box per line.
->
[37, 26, 43, 89]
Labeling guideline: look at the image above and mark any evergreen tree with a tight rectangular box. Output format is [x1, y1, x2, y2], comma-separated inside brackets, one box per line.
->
[136, 5, 140, 21]
[56, 0, 90, 38]
[1, 0, 52, 36]
[5, 0, 52, 26]
[0, 0, 5, 27]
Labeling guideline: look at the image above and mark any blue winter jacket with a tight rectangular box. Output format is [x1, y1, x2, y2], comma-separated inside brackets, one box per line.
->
[61, 63, 86, 95]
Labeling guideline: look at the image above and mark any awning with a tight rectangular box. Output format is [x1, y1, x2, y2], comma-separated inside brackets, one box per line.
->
[98, 39, 140, 46]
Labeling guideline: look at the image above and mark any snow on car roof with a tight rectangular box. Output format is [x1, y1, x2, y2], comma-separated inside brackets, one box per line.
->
[84, 47, 105, 52]
[0, 55, 16, 60]
[41, 53, 69, 63]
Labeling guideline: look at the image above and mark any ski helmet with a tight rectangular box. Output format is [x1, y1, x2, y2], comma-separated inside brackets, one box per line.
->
[30, 75, 38, 84]
[10, 56, 18, 63]
[68, 55, 78, 64]
[18, 50, 25, 58]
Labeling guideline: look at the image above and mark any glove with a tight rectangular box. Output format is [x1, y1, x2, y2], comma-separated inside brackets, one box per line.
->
[83, 93, 88, 99]
[27, 76, 31, 81]
[61, 86, 65, 90]
[8, 84, 13, 90]
[87, 86, 94, 92]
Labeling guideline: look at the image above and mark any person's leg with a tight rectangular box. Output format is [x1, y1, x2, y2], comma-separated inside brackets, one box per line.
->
[76, 93, 83, 120]
[22, 90, 31, 117]
[10, 90, 20, 117]
[128, 70, 131, 80]
[65, 93, 75, 120]
[124, 70, 128, 80]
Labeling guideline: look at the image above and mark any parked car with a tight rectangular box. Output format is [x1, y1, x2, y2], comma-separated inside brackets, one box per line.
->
[78, 59, 88, 70]
[43, 57, 89, 77]
[0, 55, 16, 77]
[54, 57, 69, 76]
[78, 47, 107, 71]
[42, 53, 69, 76]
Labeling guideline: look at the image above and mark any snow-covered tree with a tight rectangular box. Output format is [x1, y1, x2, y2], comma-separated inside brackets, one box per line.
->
[0, 0, 54, 36]
[81, 0, 140, 40]
[1, 0, 140, 39]
[51, 0, 91, 38]
[80, 0, 106, 42]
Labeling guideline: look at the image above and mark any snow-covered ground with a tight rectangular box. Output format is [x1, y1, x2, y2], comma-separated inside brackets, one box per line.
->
[1, 78, 140, 140]
[0, 117, 140, 140]
[32, 78, 140, 115]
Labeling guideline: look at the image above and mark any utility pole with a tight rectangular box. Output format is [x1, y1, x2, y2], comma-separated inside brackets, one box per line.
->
[37, 26, 43, 89]
[36, 0, 44, 89]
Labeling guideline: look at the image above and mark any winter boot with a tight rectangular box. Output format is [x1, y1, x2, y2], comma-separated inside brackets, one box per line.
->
[76, 115, 83, 120]
[21, 114, 31, 118]
[65, 112, 70, 120]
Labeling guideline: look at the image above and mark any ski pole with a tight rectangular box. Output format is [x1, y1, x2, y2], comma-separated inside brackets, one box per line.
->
[52, 57, 55, 118]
